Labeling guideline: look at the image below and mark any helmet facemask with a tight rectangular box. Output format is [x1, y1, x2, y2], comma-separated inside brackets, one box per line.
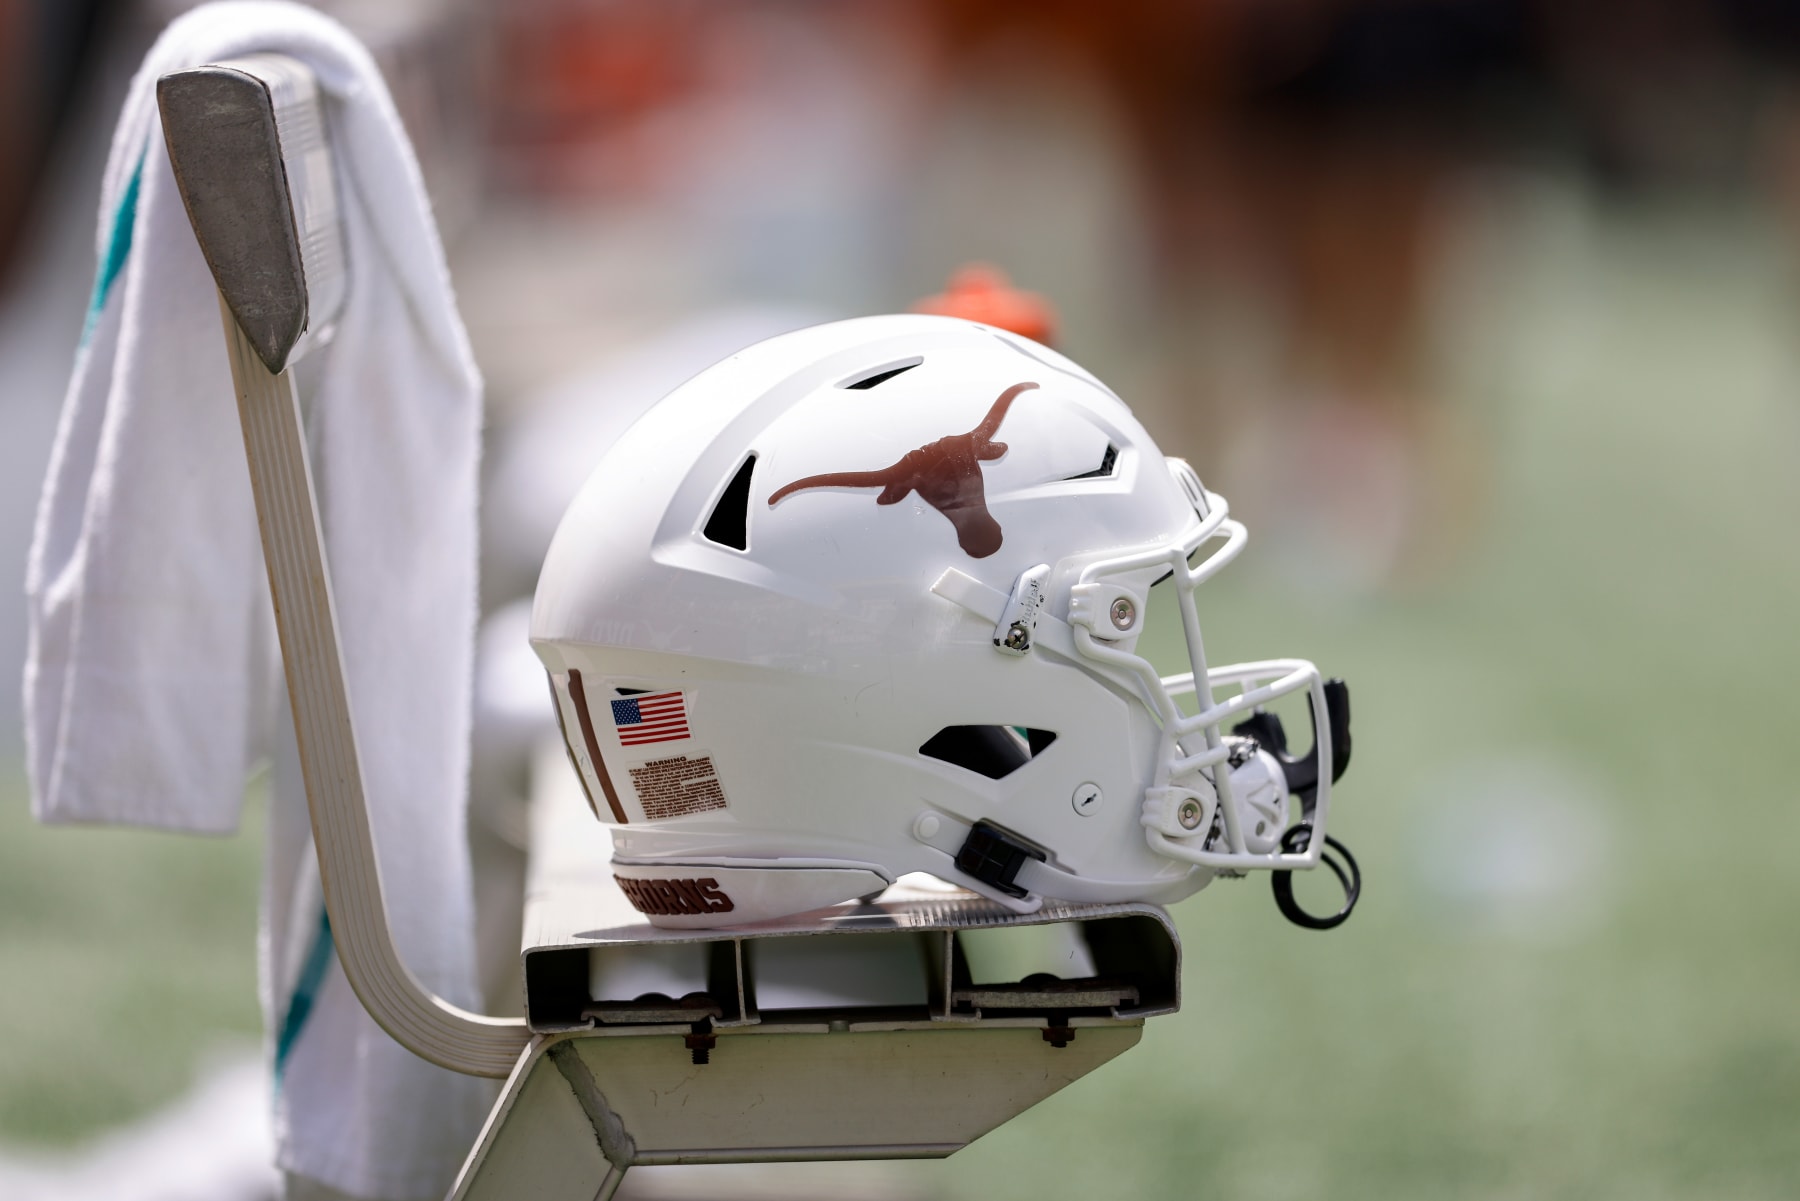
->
[1063, 464, 1339, 875]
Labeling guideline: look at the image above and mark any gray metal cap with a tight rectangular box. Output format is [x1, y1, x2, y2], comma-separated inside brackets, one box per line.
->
[157, 55, 346, 374]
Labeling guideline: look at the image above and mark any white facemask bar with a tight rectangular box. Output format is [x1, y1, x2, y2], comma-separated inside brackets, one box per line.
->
[1066, 487, 1333, 873]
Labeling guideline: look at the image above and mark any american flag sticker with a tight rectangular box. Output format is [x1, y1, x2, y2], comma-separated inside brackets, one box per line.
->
[610, 691, 691, 746]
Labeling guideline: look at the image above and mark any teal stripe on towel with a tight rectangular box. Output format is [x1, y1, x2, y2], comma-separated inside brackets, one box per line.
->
[80, 150, 145, 347]
[274, 905, 335, 1090]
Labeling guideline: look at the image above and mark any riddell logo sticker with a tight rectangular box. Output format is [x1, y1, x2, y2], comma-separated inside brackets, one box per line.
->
[616, 876, 735, 917]
[768, 381, 1038, 558]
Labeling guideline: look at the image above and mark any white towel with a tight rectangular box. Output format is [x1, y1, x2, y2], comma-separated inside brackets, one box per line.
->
[24, 3, 493, 1197]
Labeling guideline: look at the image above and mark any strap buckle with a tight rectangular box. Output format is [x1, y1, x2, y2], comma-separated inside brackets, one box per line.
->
[955, 820, 1048, 899]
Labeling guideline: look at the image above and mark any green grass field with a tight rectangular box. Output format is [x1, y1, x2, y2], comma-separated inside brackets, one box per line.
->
[5, 188, 1799, 1198]
[0, 782, 264, 1143]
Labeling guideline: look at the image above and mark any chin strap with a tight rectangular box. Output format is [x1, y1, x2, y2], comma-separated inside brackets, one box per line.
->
[1232, 680, 1360, 930]
[1269, 824, 1361, 930]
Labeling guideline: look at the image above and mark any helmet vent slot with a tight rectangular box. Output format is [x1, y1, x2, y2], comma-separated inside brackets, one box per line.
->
[1064, 443, 1118, 481]
[920, 725, 1057, 780]
[839, 357, 922, 390]
[702, 453, 757, 550]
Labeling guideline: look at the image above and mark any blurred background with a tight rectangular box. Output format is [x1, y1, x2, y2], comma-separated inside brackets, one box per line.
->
[4, 0, 1800, 1198]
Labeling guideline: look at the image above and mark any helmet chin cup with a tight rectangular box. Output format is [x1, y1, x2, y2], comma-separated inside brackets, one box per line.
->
[1144, 666, 1337, 872]
[1226, 749, 1289, 855]
[1143, 747, 1291, 858]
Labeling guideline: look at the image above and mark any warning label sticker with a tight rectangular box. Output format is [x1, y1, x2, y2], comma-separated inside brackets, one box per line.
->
[628, 753, 729, 820]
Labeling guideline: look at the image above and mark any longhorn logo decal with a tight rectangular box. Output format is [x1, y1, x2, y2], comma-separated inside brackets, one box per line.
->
[768, 382, 1038, 558]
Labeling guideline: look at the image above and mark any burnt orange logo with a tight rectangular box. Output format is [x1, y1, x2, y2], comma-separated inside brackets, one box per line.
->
[616, 875, 736, 917]
[768, 382, 1038, 558]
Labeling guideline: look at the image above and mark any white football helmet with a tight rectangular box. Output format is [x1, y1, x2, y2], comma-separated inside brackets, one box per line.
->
[531, 315, 1355, 928]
